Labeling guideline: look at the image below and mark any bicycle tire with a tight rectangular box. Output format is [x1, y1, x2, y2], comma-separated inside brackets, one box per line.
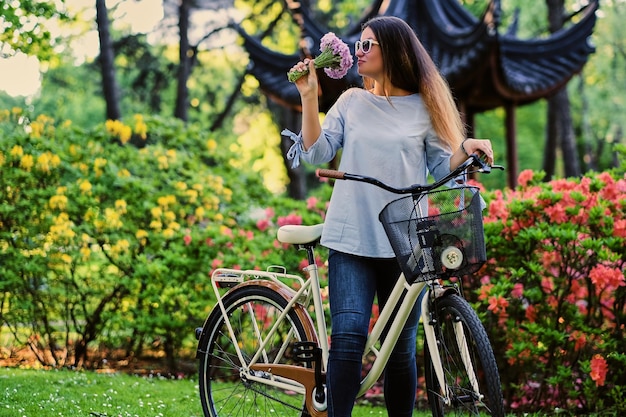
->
[424, 293, 504, 417]
[197, 284, 316, 417]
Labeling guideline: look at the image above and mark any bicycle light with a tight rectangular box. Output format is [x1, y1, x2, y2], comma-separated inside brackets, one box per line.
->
[441, 246, 463, 269]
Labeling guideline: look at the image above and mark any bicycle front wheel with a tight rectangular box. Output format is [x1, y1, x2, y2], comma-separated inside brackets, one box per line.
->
[197, 284, 317, 417]
[424, 293, 504, 417]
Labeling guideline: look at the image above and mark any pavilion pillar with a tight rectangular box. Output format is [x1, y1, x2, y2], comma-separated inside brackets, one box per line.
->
[460, 103, 477, 181]
[505, 102, 518, 189]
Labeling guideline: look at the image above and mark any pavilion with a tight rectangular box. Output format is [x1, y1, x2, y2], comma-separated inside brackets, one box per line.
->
[237, 0, 598, 188]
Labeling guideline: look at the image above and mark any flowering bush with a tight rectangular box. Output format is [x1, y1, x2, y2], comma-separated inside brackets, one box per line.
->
[0, 108, 328, 370]
[3, 104, 626, 413]
[287, 32, 353, 82]
[465, 165, 626, 414]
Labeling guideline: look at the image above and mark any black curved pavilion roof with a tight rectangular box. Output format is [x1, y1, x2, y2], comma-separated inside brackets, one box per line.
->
[238, 0, 598, 113]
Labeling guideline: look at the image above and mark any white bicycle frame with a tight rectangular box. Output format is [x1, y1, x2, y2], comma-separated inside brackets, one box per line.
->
[210, 260, 483, 407]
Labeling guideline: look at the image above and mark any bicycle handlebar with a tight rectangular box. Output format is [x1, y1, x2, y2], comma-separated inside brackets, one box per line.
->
[317, 154, 504, 195]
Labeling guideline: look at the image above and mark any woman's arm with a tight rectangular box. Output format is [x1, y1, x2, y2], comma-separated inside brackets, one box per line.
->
[293, 60, 322, 150]
[449, 138, 494, 169]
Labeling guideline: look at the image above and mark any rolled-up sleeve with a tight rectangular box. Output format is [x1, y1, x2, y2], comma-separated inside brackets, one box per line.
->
[300, 131, 341, 165]
[424, 129, 454, 182]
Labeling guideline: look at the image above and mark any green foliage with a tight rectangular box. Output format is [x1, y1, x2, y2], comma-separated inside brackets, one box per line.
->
[0, 0, 70, 60]
[474, 103, 547, 190]
[467, 167, 626, 414]
[569, 2, 626, 172]
[0, 108, 326, 369]
[30, 58, 106, 127]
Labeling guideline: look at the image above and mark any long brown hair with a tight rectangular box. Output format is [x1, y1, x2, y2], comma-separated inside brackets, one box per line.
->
[362, 16, 465, 150]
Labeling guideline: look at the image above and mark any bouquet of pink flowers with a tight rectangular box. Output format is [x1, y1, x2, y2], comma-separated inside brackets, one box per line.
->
[287, 32, 354, 82]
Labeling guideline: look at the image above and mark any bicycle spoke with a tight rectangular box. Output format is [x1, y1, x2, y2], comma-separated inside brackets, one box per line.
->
[425, 293, 504, 417]
[197, 285, 314, 417]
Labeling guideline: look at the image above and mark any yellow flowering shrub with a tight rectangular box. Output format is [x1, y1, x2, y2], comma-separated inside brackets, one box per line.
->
[0, 110, 327, 372]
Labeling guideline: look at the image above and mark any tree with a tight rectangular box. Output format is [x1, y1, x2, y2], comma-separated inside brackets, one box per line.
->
[95, 0, 121, 121]
[0, 0, 69, 60]
[543, 0, 581, 180]
[165, 0, 236, 122]
[174, 0, 192, 121]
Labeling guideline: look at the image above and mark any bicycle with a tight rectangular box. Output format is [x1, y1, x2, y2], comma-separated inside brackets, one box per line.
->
[195, 154, 506, 417]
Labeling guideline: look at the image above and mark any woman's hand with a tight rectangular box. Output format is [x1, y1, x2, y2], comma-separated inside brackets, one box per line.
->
[462, 138, 494, 165]
[291, 59, 318, 99]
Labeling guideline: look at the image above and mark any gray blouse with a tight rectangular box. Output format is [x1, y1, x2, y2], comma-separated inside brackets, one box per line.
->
[285, 87, 453, 258]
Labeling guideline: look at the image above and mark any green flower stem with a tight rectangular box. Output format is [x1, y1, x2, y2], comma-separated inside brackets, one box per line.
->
[287, 49, 341, 82]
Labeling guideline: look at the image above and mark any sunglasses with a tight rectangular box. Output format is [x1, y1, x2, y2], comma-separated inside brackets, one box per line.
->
[355, 39, 380, 54]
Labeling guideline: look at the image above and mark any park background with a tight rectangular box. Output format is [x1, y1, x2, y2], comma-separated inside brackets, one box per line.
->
[1, 0, 625, 415]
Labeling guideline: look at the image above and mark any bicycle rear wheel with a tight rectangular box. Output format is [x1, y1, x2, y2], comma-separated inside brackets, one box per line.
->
[197, 284, 316, 417]
[424, 293, 504, 417]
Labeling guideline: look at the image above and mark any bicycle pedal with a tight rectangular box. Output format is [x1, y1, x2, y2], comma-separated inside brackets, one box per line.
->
[292, 341, 319, 363]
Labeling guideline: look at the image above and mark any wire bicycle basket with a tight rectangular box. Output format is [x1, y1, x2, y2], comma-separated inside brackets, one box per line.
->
[379, 186, 486, 283]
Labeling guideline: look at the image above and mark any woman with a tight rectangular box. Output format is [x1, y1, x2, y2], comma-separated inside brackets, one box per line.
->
[285, 16, 494, 417]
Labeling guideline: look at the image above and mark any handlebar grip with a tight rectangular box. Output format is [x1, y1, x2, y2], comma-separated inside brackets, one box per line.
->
[317, 169, 345, 179]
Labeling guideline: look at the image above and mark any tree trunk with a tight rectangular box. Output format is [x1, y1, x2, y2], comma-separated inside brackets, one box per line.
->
[544, 0, 581, 179]
[544, 97, 558, 179]
[95, 0, 121, 121]
[577, 74, 597, 171]
[174, 0, 192, 121]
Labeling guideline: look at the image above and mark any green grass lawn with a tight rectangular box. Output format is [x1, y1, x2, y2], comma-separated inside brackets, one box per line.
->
[0, 367, 393, 417]
[0, 367, 203, 417]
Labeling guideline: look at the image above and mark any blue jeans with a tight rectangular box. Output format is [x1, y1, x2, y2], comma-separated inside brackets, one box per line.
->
[326, 249, 422, 417]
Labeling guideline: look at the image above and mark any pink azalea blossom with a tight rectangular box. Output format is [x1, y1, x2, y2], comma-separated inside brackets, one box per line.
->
[277, 213, 303, 226]
[590, 354, 608, 387]
[544, 204, 566, 223]
[517, 169, 534, 188]
[589, 264, 625, 291]
[256, 218, 270, 232]
[613, 218, 626, 238]
[511, 283, 524, 298]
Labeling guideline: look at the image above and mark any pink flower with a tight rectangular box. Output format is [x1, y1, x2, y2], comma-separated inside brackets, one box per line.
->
[256, 218, 270, 232]
[544, 203, 568, 224]
[487, 295, 509, 315]
[525, 304, 537, 322]
[541, 277, 554, 294]
[511, 283, 524, 298]
[614, 219, 626, 238]
[298, 259, 309, 271]
[306, 196, 318, 210]
[589, 264, 625, 291]
[287, 32, 354, 82]
[569, 331, 587, 352]
[320, 32, 354, 79]
[277, 213, 303, 226]
[517, 169, 534, 188]
[485, 190, 508, 224]
[590, 354, 608, 387]
[183, 234, 192, 246]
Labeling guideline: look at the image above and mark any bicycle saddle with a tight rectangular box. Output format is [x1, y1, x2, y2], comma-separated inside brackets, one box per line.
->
[277, 224, 324, 245]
